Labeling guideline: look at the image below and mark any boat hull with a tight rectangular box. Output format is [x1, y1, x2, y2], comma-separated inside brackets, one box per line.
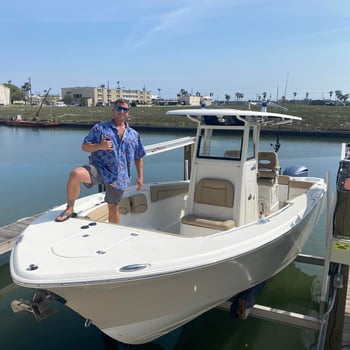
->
[43, 201, 322, 344]
[6, 120, 60, 127]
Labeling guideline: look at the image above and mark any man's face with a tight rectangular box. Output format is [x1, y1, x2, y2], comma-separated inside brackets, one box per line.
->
[113, 102, 129, 122]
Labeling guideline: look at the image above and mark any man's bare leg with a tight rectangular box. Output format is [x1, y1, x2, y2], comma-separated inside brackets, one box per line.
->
[107, 203, 120, 224]
[55, 167, 91, 222]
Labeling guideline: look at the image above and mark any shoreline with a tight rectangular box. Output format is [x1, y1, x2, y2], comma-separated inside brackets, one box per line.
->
[1, 119, 350, 138]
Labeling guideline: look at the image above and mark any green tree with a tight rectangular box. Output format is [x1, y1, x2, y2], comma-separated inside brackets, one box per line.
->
[177, 89, 189, 98]
[225, 94, 231, 104]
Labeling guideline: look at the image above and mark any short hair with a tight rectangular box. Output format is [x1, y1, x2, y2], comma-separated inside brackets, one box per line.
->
[114, 98, 129, 107]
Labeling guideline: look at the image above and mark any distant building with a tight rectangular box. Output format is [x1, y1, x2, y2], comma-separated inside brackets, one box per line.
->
[177, 95, 212, 106]
[0, 84, 10, 105]
[178, 95, 201, 106]
[61, 86, 152, 106]
[152, 97, 178, 105]
[200, 96, 213, 107]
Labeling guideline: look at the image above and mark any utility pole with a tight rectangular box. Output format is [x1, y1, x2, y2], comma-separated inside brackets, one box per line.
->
[28, 77, 32, 105]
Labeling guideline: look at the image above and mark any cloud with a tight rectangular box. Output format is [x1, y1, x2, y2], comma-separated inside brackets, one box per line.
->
[126, 0, 247, 50]
[128, 4, 198, 50]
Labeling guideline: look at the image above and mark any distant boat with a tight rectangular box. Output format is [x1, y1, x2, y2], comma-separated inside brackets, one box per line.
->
[7, 117, 60, 128]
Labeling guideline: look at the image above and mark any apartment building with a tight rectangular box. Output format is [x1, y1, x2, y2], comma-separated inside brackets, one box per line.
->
[61, 86, 152, 106]
[0, 84, 10, 105]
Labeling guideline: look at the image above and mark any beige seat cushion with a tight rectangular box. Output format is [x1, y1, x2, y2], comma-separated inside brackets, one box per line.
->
[150, 183, 189, 202]
[130, 193, 148, 213]
[224, 150, 241, 158]
[181, 214, 235, 230]
[119, 197, 131, 215]
[85, 203, 108, 221]
[194, 178, 234, 208]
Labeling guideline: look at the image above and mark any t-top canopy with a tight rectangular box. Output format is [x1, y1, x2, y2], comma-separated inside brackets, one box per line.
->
[166, 109, 301, 127]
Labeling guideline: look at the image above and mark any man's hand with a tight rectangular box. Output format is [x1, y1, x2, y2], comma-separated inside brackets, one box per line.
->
[101, 135, 114, 151]
[135, 178, 143, 191]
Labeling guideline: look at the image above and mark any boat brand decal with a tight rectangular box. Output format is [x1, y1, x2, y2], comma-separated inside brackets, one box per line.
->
[333, 242, 350, 251]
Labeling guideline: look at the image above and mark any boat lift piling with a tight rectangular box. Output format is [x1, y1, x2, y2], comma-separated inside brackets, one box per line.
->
[324, 143, 350, 348]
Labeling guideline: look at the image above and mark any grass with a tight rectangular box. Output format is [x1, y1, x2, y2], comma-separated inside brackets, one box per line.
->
[1, 103, 350, 131]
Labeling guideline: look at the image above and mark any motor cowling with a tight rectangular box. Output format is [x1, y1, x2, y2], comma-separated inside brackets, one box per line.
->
[283, 165, 308, 177]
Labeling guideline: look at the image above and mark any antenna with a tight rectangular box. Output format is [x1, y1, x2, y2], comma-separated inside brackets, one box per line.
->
[282, 72, 289, 107]
[271, 131, 281, 153]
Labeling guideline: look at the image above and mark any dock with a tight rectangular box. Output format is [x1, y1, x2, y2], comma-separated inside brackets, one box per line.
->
[1, 214, 350, 349]
[0, 214, 40, 255]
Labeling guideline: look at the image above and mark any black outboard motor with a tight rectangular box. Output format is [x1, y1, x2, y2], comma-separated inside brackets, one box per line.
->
[283, 165, 308, 177]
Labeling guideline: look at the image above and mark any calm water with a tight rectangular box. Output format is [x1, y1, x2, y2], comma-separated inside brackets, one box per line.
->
[0, 125, 349, 350]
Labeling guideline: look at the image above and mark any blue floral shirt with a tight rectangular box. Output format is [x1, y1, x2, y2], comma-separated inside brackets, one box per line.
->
[83, 120, 146, 190]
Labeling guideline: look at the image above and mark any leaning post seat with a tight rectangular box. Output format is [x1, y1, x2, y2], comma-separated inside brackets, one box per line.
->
[257, 151, 280, 185]
[181, 178, 235, 232]
[257, 151, 280, 215]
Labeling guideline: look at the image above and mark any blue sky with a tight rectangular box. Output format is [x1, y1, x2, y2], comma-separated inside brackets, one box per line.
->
[2, 0, 350, 100]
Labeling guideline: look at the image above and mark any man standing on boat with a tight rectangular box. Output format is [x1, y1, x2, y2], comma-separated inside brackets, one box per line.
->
[55, 98, 146, 224]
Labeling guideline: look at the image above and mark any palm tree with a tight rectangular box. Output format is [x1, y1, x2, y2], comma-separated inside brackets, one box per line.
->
[342, 94, 349, 103]
[329, 91, 333, 100]
[101, 84, 105, 105]
[235, 92, 244, 102]
[335, 90, 343, 101]
[179, 89, 188, 97]
[225, 94, 231, 104]
[21, 80, 31, 106]
[305, 92, 309, 100]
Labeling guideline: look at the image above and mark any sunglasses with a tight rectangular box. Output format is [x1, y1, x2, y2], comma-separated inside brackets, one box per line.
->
[115, 105, 129, 113]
